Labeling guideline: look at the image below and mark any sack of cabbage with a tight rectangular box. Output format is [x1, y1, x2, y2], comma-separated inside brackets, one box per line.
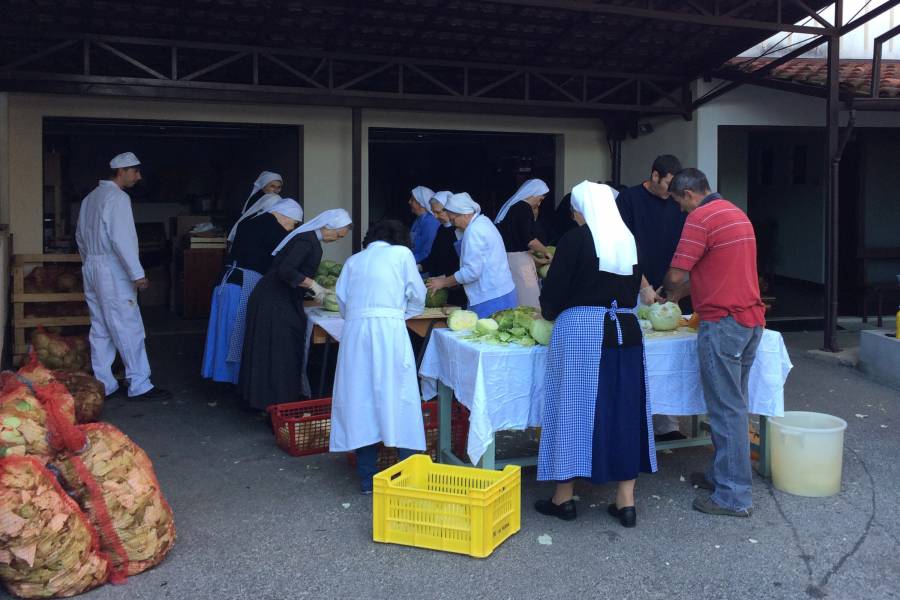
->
[447, 306, 553, 346]
[30, 330, 90, 372]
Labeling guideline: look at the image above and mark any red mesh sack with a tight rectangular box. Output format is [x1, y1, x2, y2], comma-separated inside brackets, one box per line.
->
[0, 456, 109, 598]
[32, 383, 84, 456]
[29, 330, 90, 373]
[17, 353, 57, 387]
[52, 423, 176, 581]
[53, 372, 104, 424]
[0, 381, 52, 463]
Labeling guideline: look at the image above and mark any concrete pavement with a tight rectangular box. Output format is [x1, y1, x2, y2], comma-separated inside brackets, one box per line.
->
[3, 326, 898, 600]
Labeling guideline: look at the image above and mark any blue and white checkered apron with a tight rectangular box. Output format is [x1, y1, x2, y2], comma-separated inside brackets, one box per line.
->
[221, 263, 263, 364]
[537, 301, 657, 481]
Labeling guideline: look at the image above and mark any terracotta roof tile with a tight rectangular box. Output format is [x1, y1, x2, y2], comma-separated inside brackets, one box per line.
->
[726, 58, 900, 98]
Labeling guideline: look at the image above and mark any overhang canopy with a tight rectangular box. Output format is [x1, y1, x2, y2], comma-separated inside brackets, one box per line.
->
[0, 0, 836, 119]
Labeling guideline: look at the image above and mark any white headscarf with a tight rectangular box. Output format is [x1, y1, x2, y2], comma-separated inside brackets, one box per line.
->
[267, 198, 303, 222]
[430, 191, 453, 207]
[430, 191, 454, 228]
[242, 171, 283, 213]
[570, 181, 637, 276]
[228, 192, 282, 242]
[494, 178, 549, 224]
[271, 208, 352, 255]
[411, 186, 436, 214]
[443, 192, 481, 216]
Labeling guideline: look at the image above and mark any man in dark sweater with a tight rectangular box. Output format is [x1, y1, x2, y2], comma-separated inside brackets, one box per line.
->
[616, 154, 686, 442]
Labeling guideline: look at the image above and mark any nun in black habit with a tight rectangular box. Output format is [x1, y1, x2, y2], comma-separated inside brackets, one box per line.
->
[240, 208, 352, 411]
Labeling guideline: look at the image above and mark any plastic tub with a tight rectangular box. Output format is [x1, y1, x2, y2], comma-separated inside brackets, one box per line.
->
[769, 411, 848, 497]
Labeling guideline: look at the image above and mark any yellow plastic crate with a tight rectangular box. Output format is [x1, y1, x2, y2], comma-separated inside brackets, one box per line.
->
[372, 455, 521, 558]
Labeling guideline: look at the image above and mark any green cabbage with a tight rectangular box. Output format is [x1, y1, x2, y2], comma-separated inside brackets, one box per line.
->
[424, 281, 448, 308]
[322, 293, 340, 312]
[537, 264, 550, 279]
[649, 302, 682, 331]
[637, 305, 652, 320]
[529, 318, 554, 345]
[475, 318, 499, 335]
[448, 310, 478, 331]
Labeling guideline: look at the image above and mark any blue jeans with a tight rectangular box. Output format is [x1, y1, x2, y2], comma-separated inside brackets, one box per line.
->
[698, 316, 763, 512]
[357, 445, 417, 492]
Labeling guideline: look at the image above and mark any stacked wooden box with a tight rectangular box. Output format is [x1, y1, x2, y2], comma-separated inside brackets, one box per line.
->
[11, 254, 90, 366]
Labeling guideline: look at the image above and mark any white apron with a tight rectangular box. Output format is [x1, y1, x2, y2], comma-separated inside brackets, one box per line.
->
[507, 251, 541, 309]
[329, 242, 427, 451]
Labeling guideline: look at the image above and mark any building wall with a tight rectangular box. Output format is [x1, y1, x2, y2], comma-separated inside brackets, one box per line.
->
[0, 93, 609, 261]
[620, 111, 697, 187]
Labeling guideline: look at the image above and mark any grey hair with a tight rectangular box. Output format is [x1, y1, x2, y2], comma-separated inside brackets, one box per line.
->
[669, 168, 711, 196]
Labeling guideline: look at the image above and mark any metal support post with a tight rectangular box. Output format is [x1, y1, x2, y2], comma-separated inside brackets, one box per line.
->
[822, 0, 842, 352]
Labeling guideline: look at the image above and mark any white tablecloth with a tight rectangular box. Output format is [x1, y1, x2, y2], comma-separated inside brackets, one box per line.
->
[419, 328, 793, 465]
[306, 307, 344, 342]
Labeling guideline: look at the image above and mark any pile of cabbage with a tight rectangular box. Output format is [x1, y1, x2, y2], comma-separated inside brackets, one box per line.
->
[314, 260, 343, 290]
[448, 306, 553, 346]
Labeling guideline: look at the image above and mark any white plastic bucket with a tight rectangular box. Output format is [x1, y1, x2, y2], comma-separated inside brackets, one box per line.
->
[769, 411, 848, 497]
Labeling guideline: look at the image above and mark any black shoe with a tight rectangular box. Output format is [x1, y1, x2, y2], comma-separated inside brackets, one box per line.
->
[534, 498, 577, 521]
[130, 387, 172, 401]
[692, 496, 752, 518]
[689, 472, 714, 491]
[655, 431, 687, 442]
[607, 503, 637, 528]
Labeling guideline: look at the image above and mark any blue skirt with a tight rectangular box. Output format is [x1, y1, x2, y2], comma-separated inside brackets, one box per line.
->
[201, 283, 241, 384]
[589, 345, 653, 483]
[468, 289, 518, 318]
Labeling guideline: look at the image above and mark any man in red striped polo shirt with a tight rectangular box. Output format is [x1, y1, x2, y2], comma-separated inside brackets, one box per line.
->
[662, 168, 765, 518]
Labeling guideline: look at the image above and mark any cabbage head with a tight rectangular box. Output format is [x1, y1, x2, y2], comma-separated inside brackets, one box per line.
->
[649, 302, 682, 331]
[424, 281, 448, 308]
[529, 318, 554, 345]
[447, 310, 478, 331]
[322, 293, 340, 312]
[475, 318, 499, 335]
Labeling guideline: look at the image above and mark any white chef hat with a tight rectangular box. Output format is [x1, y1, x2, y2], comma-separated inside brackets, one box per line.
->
[444, 192, 481, 216]
[109, 152, 140, 168]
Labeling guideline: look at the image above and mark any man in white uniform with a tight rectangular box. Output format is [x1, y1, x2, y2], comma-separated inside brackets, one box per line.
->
[76, 152, 171, 401]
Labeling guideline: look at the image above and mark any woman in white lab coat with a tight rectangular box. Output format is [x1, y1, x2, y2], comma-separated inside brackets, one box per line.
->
[426, 192, 517, 318]
[329, 219, 427, 493]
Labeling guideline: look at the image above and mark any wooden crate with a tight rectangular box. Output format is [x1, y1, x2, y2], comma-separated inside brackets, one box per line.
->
[11, 253, 90, 365]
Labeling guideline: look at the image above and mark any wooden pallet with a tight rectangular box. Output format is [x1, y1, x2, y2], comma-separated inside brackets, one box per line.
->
[11, 253, 90, 365]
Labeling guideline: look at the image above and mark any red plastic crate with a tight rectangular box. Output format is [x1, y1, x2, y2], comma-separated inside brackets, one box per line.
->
[347, 400, 471, 468]
[268, 398, 333, 457]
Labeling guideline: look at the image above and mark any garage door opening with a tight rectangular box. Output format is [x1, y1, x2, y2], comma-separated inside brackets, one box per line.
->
[42, 117, 301, 318]
[368, 128, 560, 239]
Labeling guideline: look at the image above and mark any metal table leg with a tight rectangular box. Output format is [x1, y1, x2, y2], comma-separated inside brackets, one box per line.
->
[478, 439, 496, 470]
[755, 415, 771, 478]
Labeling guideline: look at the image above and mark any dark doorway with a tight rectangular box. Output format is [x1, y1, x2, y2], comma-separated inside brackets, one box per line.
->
[837, 139, 863, 315]
[43, 118, 301, 252]
[368, 128, 558, 233]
